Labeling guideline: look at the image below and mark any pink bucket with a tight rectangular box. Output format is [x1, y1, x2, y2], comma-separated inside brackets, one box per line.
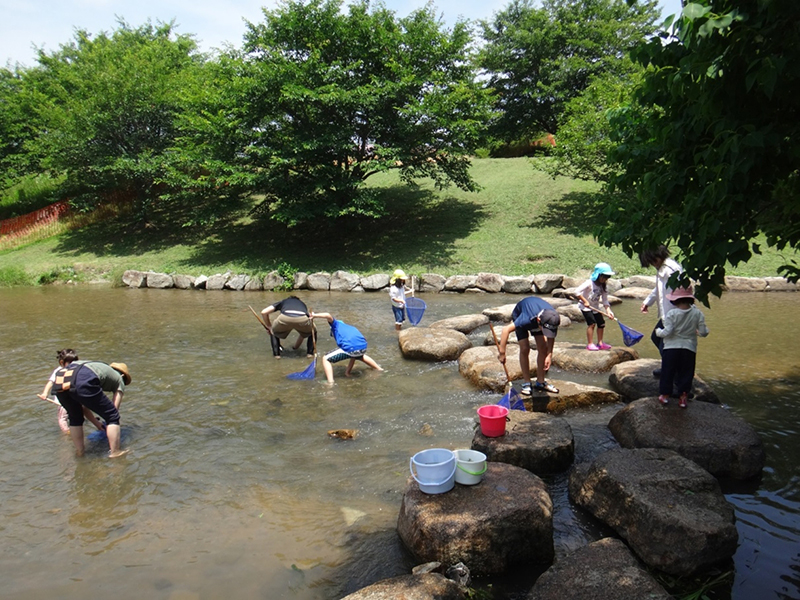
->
[477, 404, 508, 437]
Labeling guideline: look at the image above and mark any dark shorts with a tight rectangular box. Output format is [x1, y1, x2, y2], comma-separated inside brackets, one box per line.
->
[581, 310, 606, 328]
[56, 364, 120, 427]
[514, 325, 544, 340]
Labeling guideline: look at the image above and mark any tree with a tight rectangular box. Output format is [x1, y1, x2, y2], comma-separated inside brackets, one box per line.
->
[600, 0, 800, 299]
[183, 0, 492, 226]
[478, 0, 660, 142]
[23, 21, 202, 217]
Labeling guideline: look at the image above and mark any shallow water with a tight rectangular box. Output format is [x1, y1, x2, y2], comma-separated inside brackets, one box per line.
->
[1, 286, 798, 599]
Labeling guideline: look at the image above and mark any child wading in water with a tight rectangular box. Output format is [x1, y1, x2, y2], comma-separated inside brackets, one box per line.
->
[575, 263, 615, 350]
[656, 286, 709, 408]
[389, 269, 412, 331]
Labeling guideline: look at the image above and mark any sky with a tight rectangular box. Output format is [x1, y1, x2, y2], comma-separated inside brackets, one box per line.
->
[1, 0, 684, 68]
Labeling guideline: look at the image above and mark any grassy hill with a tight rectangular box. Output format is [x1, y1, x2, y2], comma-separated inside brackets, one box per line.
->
[0, 158, 794, 286]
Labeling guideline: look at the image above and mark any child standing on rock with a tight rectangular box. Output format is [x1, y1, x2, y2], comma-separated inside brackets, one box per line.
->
[656, 287, 709, 408]
[389, 269, 412, 330]
[575, 263, 615, 351]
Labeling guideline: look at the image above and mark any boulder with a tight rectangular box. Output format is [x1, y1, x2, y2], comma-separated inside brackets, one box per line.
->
[330, 270, 361, 292]
[609, 359, 719, 404]
[443, 275, 477, 292]
[398, 462, 554, 575]
[307, 271, 331, 291]
[502, 276, 534, 294]
[482, 303, 517, 322]
[475, 272, 504, 293]
[764, 276, 799, 291]
[528, 381, 621, 414]
[430, 314, 489, 333]
[263, 271, 285, 291]
[420, 273, 446, 293]
[122, 270, 147, 288]
[399, 327, 473, 361]
[613, 287, 652, 300]
[205, 273, 229, 290]
[193, 274, 208, 289]
[552, 342, 639, 372]
[527, 537, 671, 600]
[606, 279, 624, 294]
[556, 303, 585, 323]
[225, 274, 249, 290]
[624, 275, 656, 288]
[569, 448, 738, 576]
[341, 573, 465, 600]
[244, 276, 263, 291]
[471, 410, 574, 475]
[293, 271, 308, 289]
[608, 398, 766, 480]
[173, 274, 196, 290]
[458, 344, 537, 391]
[146, 272, 174, 289]
[724, 276, 767, 292]
[561, 276, 584, 288]
[361, 273, 390, 291]
[532, 274, 563, 294]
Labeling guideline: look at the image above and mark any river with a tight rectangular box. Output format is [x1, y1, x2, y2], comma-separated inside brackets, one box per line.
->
[1, 285, 798, 599]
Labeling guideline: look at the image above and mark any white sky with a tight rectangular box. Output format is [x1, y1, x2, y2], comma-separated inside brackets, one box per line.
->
[1, 0, 684, 68]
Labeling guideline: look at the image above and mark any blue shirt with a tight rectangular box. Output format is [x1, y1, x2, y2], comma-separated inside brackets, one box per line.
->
[511, 297, 555, 332]
[330, 320, 367, 353]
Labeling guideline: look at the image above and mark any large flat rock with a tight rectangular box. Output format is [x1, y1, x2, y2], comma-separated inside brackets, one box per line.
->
[608, 398, 766, 480]
[398, 461, 554, 575]
[609, 358, 719, 403]
[471, 410, 574, 475]
[399, 327, 473, 361]
[527, 537, 671, 600]
[341, 573, 465, 600]
[569, 448, 738, 576]
[552, 342, 639, 373]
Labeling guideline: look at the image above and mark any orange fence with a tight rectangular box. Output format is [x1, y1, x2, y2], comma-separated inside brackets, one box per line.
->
[0, 200, 72, 250]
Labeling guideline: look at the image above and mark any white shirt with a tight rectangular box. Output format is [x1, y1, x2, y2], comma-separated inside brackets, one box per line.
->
[656, 305, 709, 352]
[644, 258, 683, 320]
[575, 278, 610, 312]
[389, 284, 407, 307]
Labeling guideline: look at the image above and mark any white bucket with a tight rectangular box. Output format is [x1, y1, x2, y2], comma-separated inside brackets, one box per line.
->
[410, 448, 456, 494]
[454, 449, 487, 485]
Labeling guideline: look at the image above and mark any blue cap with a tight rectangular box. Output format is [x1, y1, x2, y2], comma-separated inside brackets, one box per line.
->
[591, 263, 615, 281]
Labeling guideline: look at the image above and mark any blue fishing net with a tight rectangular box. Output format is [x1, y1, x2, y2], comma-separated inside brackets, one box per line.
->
[619, 321, 644, 347]
[406, 297, 426, 326]
[286, 357, 316, 380]
[498, 388, 526, 411]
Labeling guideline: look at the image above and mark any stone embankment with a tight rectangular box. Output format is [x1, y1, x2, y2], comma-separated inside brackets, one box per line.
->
[122, 269, 799, 293]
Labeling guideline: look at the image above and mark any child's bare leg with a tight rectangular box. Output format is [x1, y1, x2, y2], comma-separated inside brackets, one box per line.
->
[344, 358, 357, 377]
[292, 333, 306, 350]
[586, 324, 596, 345]
[106, 424, 128, 458]
[360, 355, 383, 372]
[69, 426, 86, 457]
[597, 326, 604, 345]
[322, 357, 335, 383]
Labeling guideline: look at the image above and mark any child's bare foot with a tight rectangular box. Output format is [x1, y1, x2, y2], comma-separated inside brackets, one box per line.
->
[109, 449, 130, 458]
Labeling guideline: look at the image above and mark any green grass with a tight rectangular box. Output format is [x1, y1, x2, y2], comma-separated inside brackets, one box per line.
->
[0, 173, 66, 220]
[0, 158, 796, 285]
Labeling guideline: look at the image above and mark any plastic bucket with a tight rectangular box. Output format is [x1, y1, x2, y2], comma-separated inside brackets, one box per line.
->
[409, 448, 456, 494]
[477, 404, 509, 437]
[454, 449, 487, 485]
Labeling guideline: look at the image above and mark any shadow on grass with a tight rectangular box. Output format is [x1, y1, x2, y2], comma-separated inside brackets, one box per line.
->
[50, 184, 487, 274]
[525, 190, 609, 237]
[185, 185, 487, 273]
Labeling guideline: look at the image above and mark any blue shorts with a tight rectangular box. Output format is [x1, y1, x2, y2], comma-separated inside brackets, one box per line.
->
[392, 305, 405, 324]
[325, 348, 366, 363]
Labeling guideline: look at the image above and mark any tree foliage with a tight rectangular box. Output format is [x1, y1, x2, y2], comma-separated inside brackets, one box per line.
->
[21, 21, 202, 216]
[600, 0, 800, 299]
[478, 0, 660, 141]
[182, 0, 492, 226]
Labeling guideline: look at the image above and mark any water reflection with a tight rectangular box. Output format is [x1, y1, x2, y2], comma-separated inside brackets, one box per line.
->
[0, 286, 798, 599]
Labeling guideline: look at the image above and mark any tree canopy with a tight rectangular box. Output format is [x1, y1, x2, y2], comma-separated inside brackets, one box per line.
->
[600, 0, 800, 298]
[478, 0, 660, 141]
[180, 0, 492, 226]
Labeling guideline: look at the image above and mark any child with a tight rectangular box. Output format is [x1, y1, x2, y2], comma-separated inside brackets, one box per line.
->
[311, 312, 384, 383]
[38, 348, 105, 433]
[389, 269, 412, 330]
[655, 286, 709, 408]
[575, 263, 615, 351]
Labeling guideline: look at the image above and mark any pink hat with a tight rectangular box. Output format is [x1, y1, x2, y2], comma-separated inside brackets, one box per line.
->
[666, 286, 695, 302]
